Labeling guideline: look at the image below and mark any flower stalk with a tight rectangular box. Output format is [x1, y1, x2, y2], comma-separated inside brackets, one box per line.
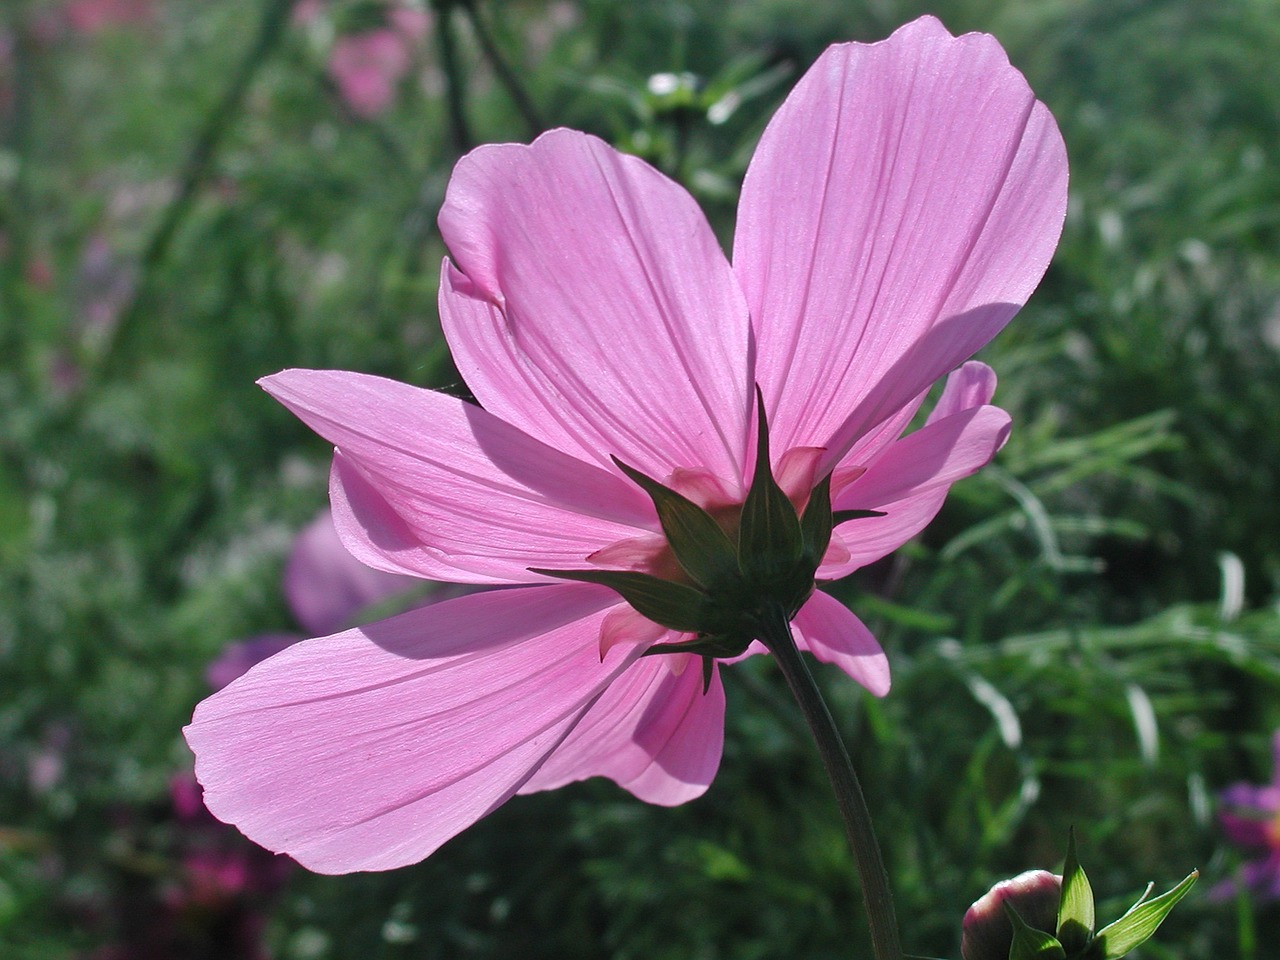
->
[759, 603, 903, 960]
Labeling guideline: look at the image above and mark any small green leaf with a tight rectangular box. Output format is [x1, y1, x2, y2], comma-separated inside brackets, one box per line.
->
[1093, 870, 1198, 959]
[1005, 903, 1067, 960]
[739, 388, 802, 579]
[1056, 828, 1095, 953]
[531, 568, 709, 633]
[611, 457, 740, 591]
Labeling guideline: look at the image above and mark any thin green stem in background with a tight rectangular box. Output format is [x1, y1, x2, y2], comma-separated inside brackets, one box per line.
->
[459, 0, 544, 139]
[434, 0, 474, 155]
[2, 1, 36, 358]
[759, 603, 904, 960]
[95, 0, 294, 382]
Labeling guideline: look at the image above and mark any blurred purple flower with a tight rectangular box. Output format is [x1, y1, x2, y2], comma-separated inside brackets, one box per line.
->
[1212, 731, 1280, 902]
[207, 509, 414, 689]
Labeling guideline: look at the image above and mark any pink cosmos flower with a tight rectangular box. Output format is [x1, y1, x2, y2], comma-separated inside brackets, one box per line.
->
[1211, 730, 1280, 902]
[186, 16, 1067, 874]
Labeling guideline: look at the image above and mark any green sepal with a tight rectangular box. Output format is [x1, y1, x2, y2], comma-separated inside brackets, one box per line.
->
[1091, 870, 1197, 959]
[738, 388, 803, 580]
[701, 655, 714, 694]
[611, 457, 740, 591]
[530, 568, 710, 633]
[1056, 828, 1095, 954]
[798, 473, 834, 567]
[1005, 903, 1067, 960]
[640, 632, 751, 660]
[831, 508, 888, 525]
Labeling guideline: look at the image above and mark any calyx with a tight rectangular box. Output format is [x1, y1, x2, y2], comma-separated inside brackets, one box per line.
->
[534, 390, 879, 675]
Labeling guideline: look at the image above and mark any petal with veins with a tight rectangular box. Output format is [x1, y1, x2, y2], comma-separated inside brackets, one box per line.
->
[793, 590, 890, 696]
[520, 654, 725, 805]
[439, 129, 752, 483]
[820, 404, 1011, 577]
[735, 16, 1066, 468]
[186, 584, 628, 873]
[262, 369, 653, 584]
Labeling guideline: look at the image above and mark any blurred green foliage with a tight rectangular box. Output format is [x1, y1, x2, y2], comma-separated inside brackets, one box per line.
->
[2, 0, 1279, 957]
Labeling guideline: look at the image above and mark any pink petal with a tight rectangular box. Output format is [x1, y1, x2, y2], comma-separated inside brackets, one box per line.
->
[819, 403, 1011, 577]
[596, 603, 669, 658]
[834, 361, 995, 473]
[185, 584, 630, 873]
[792, 590, 890, 696]
[262, 369, 653, 584]
[519, 654, 725, 805]
[775, 446, 825, 505]
[734, 16, 1067, 470]
[205, 633, 300, 691]
[438, 129, 752, 484]
[926, 361, 998, 424]
[285, 509, 415, 635]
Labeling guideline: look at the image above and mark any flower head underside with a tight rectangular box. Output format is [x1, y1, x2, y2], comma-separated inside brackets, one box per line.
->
[184, 16, 1067, 873]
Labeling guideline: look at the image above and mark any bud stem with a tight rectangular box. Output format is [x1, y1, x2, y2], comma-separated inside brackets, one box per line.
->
[760, 604, 903, 960]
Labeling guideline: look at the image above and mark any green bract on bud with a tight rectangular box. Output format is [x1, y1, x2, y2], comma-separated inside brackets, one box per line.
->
[961, 831, 1198, 960]
[533, 388, 851, 676]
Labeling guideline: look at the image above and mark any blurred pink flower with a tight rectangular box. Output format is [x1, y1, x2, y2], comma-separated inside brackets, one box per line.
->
[0, 31, 12, 114]
[186, 17, 1067, 873]
[291, 0, 324, 25]
[62, 0, 153, 35]
[207, 509, 414, 690]
[1211, 731, 1280, 902]
[327, 4, 431, 117]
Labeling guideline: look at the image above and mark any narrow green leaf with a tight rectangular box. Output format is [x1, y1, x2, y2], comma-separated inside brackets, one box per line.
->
[739, 388, 802, 578]
[1056, 828, 1096, 953]
[1094, 871, 1198, 959]
[530, 568, 709, 633]
[1004, 904, 1067, 960]
[611, 457, 740, 590]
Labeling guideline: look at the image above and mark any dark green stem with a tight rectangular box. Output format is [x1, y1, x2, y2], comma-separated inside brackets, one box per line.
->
[759, 604, 903, 960]
[458, 0, 544, 138]
[434, 0, 473, 154]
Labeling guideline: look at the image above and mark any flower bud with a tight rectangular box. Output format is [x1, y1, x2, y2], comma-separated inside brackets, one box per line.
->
[961, 870, 1063, 960]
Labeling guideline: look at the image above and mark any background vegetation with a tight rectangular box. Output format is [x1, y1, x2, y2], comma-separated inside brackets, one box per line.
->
[2, 0, 1279, 957]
